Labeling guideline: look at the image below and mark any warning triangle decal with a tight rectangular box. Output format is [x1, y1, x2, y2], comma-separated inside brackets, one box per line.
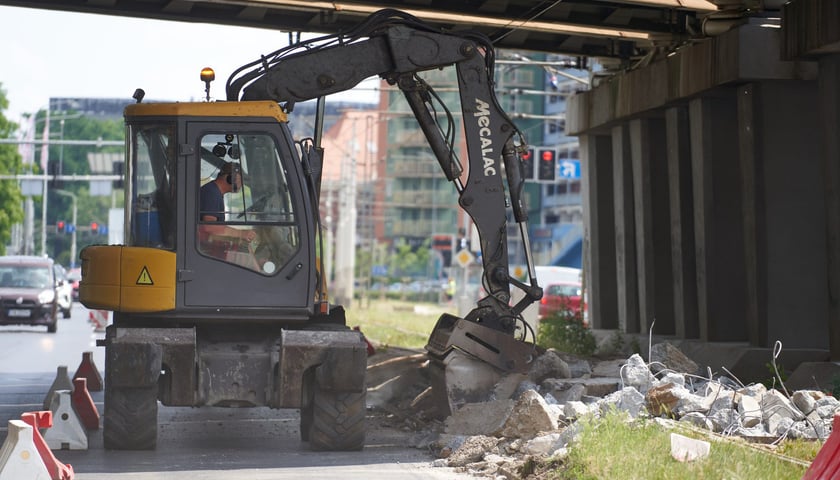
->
[136, 267, 154, 285]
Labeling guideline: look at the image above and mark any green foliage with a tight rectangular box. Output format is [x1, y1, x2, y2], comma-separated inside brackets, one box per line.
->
[386, 238, 431, 278]
[23, 108, 125, 264]
[830, 375, 840, 398]
[537, 306, 596, 356]
[0, 84, 25, 255]
[346, 299, 442, 348]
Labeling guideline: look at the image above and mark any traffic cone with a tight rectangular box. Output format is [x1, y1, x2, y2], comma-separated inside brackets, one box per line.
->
[70, 378, 99, 431]
[72, 352, 102, 392]
[0, 419, 52, 480]
[803, 413, 840, 479]
[43, 366, 73, 410]
[19, 411, 75, 480]
[43, 391, 87, 451]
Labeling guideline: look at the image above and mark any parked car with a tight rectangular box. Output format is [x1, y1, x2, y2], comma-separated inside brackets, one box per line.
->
[538, 283, 587, 326]
[67, 267, 81, 301]
[0, 256, 60, 332]
[53, 263, 73, 318]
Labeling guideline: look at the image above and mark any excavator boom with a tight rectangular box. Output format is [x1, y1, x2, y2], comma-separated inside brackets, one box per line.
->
[227, 8, 543, 385]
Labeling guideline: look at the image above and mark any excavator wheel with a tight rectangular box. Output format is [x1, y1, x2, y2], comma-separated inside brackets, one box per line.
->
[307, 383, 366, 451]
[103, 385, 158, 450]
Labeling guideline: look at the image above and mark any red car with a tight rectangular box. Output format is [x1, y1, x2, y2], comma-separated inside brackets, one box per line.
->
[539, 283, 587, 325]
[67, 267, 82, 301]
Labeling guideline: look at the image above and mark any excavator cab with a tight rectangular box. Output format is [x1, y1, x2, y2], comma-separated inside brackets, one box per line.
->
[84, 101, 317, 315]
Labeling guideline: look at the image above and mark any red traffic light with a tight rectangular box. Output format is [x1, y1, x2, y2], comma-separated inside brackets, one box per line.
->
[537, 148, 557, 181]
[56, 221, 65, 234]
[90, 222, 98, 234]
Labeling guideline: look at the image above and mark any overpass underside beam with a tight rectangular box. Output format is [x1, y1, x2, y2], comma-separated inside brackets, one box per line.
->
[569, 10, 839, 359]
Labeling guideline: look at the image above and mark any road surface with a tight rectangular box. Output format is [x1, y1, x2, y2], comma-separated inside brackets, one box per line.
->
[0, 305, 475, 479]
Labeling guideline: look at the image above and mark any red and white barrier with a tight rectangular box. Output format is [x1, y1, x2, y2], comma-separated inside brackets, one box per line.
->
[0, 420, 52, 479]
[803, 413, 840, 479]
[43, 391, 87, 451]
[43, 366, 73, 411]
[72, 352, 102, 392]
[18, 411, 74, 480]
[88, 310, 108, 332]
[70, 378, 100, 431]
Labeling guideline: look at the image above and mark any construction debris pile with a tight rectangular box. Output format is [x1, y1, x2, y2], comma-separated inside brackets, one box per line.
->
[366, 342, 837, 478]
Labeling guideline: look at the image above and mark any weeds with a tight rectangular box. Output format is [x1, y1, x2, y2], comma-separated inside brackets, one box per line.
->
[537, 306, 596, 356]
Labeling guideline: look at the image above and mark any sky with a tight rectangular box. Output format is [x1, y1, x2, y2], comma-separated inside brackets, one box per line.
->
[0, 6, 378, 125]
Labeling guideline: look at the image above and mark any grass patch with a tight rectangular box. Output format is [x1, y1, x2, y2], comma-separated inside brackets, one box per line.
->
[553, 411, 812, 480]
[346, 299, 445, 349]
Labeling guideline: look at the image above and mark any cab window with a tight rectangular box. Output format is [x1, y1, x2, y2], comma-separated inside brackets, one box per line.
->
[128, 123, 177, 250]
[196, 132, 299, 275]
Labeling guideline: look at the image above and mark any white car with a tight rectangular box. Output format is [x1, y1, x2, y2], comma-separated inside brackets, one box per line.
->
[53, 264, 73, 319]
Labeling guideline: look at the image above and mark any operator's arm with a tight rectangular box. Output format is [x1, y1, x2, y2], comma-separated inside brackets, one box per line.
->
[199, 214, 256, 243]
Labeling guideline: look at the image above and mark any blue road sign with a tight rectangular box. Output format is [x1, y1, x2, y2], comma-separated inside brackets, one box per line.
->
[559, 159, 581, 179]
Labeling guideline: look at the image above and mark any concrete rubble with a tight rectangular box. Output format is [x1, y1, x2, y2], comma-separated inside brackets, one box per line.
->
[366, 342, 839, 478]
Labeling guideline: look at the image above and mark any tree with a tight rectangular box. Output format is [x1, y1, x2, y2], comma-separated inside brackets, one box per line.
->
[0, 84, 25, 255]
[387, 239, 431, 279]
[28, 109, 123, 264]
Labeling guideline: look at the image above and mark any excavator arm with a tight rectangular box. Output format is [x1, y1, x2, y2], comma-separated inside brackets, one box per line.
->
[227, 9, 542, 374]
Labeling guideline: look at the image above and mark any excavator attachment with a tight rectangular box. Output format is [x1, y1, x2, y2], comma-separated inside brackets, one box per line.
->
[425, 313, 538, 417]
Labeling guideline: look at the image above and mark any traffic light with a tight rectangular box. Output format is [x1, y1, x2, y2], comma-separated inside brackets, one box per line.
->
[90, 222, 98, 235]
[537, 148, 557, 181]
[521, 148, 535, 180]
[56, 220, 65, 234]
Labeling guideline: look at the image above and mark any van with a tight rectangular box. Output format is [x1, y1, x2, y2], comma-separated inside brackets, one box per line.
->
[0, 256, 60, 333]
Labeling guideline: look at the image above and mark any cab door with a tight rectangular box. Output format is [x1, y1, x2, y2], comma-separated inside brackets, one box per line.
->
[181, 120, 313, 312]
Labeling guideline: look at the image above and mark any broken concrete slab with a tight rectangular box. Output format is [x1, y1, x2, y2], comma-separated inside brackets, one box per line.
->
[444, 399, 514, 436]
[498, 389, 559, 438]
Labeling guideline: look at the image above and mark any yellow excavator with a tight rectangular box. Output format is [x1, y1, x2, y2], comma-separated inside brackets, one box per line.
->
[80, 9, 543, 451]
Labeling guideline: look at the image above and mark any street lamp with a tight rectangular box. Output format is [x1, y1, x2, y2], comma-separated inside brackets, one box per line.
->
[54, 190, 77, 267]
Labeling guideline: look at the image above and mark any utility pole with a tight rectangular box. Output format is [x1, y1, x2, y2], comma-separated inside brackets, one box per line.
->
[54, 190, 77, 267]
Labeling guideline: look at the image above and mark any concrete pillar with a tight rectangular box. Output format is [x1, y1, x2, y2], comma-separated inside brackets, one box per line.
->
[738, 81, 827, 349]
[819, 55, 840, 359]
[689, 90, 748, 342]
[665, 106, 699, 339]
[611, 124, 639, 333]
[580, 134, 618, 329]
[629, 117, 674, 335]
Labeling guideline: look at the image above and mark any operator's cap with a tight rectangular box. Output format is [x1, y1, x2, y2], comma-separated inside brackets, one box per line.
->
[218, 162, 242, 177]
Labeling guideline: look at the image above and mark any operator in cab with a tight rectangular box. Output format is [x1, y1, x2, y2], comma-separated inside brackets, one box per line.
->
[198, 162, 256, 259]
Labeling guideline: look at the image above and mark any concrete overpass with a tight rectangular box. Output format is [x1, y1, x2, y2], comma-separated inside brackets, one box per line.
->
[568, 0, 840, 385]
[3, 0, 839, 383]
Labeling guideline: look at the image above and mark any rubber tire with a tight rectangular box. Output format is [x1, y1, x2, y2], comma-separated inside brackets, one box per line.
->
[308, 385, 366, 451]
[47, 315, 57, 333]
[62, 307, 71, 319]
[104, 386, 158, 450]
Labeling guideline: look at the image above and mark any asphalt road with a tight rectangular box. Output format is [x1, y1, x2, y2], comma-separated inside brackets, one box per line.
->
[0, 305, 475, 479]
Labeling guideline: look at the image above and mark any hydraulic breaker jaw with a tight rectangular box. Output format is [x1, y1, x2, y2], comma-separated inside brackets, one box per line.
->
[425, 311, 538, 417]
[426, 313, 536, 373]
